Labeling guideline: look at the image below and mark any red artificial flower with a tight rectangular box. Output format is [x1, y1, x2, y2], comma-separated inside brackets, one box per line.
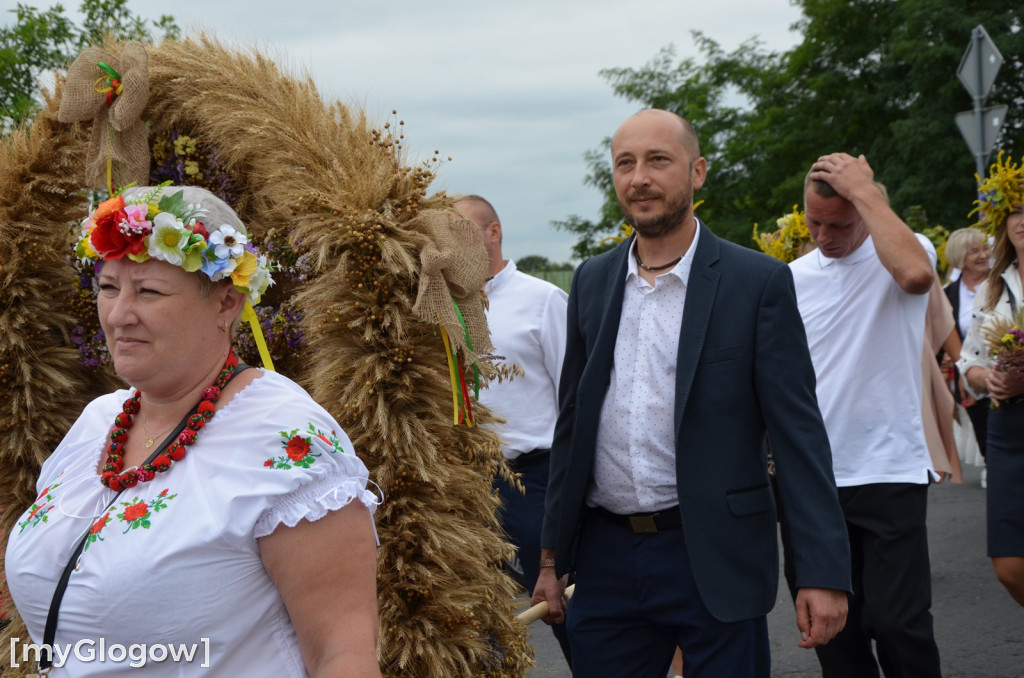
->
[90, 210, 147, 259]
[90, 512, 111, 535]
[122, 502, 149, 522]
[191, 221, 210, 240]
[197, 401, 216, 416]
[152, 454, 172, 470]
[285, 435, 311, 461]
[178, 429, 197, 446]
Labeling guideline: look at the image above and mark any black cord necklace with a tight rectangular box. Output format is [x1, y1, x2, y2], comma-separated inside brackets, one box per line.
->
[634, 249, 682, 272]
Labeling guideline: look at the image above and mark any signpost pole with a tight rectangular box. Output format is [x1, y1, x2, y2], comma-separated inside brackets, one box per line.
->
[972, 27, 986, 179]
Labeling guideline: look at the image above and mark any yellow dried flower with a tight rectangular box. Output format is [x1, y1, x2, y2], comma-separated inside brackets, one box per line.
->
[969, 151, 1024, 237]
[753, 204, 812, 263]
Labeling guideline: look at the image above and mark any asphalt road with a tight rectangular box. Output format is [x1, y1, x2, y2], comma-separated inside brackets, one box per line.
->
[522, 464, 1024, 677]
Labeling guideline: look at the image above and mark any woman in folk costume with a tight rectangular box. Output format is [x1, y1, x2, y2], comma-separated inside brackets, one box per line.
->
[4, 185, 381, 676]
[957, 153, 1024, 607]
[1, 36, 531, 678]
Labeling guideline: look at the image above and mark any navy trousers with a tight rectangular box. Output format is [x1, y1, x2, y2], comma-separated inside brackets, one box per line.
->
[494, 449, 572, 664]
[565, 509, 770, 678]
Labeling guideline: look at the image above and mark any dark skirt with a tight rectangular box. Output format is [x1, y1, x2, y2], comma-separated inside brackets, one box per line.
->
[987, 398, 1024, 557]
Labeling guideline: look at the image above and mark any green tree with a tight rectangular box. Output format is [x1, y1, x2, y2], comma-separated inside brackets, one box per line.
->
[556, 0, 1024, 257]
[0, 0, 179, 133]
[516, 255, 550, 273]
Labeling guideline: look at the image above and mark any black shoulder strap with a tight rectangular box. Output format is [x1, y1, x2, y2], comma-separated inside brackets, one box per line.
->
[38, 365, 249, 671]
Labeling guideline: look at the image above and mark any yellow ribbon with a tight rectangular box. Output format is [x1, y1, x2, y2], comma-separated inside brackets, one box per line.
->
[439, 324, 462, 426]
[242, 302, 276, 372]
[93, 74, 124, 99]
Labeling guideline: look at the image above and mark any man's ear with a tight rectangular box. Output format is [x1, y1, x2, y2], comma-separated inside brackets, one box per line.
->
[691, 157, 708, 191]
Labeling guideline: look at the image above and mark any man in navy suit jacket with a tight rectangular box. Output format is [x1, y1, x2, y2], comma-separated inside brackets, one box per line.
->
[530, 109, 851, 677]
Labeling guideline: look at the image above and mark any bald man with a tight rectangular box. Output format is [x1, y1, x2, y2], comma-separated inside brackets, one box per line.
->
[531, 110, 851, 677]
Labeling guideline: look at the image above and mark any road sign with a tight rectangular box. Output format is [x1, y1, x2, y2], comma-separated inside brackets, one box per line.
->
[955, 105, 1007, 169]
[957, 25, 1003, 100]
[956, 25, 1005, 178]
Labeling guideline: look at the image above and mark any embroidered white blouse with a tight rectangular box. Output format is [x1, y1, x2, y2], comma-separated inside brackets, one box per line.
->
[5, 370, 378, 676]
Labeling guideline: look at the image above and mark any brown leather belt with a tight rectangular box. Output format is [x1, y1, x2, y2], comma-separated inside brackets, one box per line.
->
[592, 506, 682, 534]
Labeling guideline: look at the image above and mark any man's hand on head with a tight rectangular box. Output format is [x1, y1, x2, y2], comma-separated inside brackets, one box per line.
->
[809, 153, 876, 202]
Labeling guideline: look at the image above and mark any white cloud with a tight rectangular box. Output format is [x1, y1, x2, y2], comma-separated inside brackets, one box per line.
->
[18, 0, 803, 262]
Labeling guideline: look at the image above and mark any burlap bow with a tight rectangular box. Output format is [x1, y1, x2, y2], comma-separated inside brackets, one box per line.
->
[58, 42, 150, 191]
[411, 208, 492, 361]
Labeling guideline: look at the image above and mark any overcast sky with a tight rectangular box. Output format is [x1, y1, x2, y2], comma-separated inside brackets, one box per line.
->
[19, 0, 806, 263]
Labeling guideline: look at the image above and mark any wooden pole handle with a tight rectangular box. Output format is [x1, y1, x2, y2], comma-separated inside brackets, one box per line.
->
[516, 583, 575, 624]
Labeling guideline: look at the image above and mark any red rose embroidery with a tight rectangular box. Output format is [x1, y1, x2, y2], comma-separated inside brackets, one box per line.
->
[264, 459, 274, 467]
[122, 502, 149, 522]
[285, 435, 311, 461]
[91, 512, 111, 535]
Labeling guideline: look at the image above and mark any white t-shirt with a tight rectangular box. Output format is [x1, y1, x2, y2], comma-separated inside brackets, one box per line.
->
[481, 260, 568, 459]
[790, 236, 934, 486]
[5, 370, 377, 676]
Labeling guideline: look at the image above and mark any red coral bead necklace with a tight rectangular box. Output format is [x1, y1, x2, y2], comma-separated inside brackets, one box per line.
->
[100, 350, 239, 491]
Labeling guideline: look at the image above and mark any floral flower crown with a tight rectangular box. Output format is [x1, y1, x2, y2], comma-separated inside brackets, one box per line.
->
[752, 204, 812, 264]
[76, 184, 274, 304]
[970, 151, 1024, 238]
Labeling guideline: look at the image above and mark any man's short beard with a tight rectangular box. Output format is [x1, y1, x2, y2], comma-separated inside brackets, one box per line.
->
[623, 192, 691, 238]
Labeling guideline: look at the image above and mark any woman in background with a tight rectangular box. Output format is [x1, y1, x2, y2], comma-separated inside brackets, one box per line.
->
[944, 227, 991, 482]
[958, 158, 1024, 607]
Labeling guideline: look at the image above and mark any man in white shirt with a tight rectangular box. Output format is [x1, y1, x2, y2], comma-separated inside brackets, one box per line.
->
[454, 195, 571, 664]
[789, 152, 941, 677]
[531, 109, 850, 677]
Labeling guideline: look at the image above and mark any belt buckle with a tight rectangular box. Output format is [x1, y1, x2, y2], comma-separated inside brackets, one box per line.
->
[629, 514, 658, 533]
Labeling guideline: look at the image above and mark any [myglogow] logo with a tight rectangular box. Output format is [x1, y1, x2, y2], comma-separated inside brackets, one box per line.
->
[10, 636, 211, 669]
